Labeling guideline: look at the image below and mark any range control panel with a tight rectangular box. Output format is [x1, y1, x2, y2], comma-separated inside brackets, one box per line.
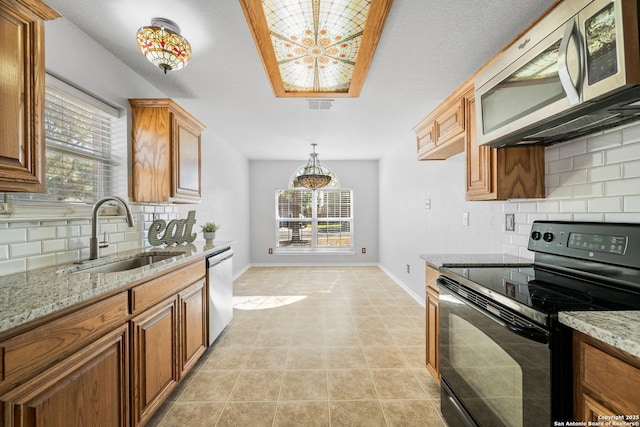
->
[528, 221, 640, 269]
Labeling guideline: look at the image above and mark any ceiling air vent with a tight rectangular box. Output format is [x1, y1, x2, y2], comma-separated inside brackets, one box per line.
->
[307, 99, 334, 110]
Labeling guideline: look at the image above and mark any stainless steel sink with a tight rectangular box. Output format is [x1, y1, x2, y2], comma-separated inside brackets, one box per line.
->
[70, 253, 184, 274]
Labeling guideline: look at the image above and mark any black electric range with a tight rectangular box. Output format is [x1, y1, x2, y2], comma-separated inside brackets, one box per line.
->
[437, 221, 640, 427]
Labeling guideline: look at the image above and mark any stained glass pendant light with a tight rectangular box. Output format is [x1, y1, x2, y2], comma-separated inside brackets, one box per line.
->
[298, 144, 332, 189]
[136, 18, 192, 74]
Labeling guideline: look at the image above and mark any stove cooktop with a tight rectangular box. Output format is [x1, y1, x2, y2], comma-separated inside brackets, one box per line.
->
[442, 265, 640, 316]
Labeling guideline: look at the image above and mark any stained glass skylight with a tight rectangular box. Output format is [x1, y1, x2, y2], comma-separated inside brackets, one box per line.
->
[240, 0, 393, 97]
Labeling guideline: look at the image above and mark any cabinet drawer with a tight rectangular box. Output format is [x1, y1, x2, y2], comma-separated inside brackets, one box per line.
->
[580, 340, 640, 414]
[130, 261, 205, 314]
[0, 292, 129, 394]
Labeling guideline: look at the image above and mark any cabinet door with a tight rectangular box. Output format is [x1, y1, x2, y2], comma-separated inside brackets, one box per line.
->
[0, 3, 45, 192]
[172, 114, 201, 201]
[131, 296, 178, 427]
[179, 278, 207, 377]
[1, 325, 129, 427]
[425, 266, 440, 383]
[465, 92, 496, 199]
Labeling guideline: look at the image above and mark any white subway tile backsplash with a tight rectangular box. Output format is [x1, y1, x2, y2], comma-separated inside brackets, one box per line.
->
[545, 173, 560, 188]
[573, 182, 603, 198]
[56, 250, 78, 265]
[546, 185, 573, 199]
[588, 196, 623, 212]
[559, 170, 588, 186]
[0, 245, 8, 261]
[0, 258, 26, 276]
[560, 199, 588, 213]
[558, 140, 587, 159]
[623, 160, 640, 178]
[604, 213, 640, 223]
[547, 157, 573, 174]
[26, 254, 57, 270]
[573, 151, 604, 170]
[624, 195, 640, 211]
[518, 202, 538, 213]
[547, 213, 573, 221]
[587, 131, 622, 152]
[10, 241, 41, 258]
[573, 213, 605, 222]
[605, 143, 640, 165]
[0, 228, 27, 244]
[622, 122, 640, 144]
[537, 200, 560, 213]
[605, 178, 640, 196]
[42, 239, 67, 253]
[588, 164, 622, 182]
[28, 227, 56, 241]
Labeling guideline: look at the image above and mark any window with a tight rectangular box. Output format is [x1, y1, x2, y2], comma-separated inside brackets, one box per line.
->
[275, 167, 353, 253]
[8, 75, 122, 206]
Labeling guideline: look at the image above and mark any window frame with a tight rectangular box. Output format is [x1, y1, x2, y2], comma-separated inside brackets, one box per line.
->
[275, 187, 354, 255]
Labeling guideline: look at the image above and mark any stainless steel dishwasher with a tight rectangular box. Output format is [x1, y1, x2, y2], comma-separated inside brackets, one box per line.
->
[206, 247, 233, 345]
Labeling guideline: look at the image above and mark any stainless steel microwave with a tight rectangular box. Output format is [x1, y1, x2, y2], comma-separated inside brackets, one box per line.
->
[475, 0, 640, 148]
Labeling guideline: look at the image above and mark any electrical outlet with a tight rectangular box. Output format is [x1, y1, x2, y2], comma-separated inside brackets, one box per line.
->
[361, 248, 366, 254]
[268, 248, 273, 254]
[406, 264, 410, 273]
[505, 213, 515, 231]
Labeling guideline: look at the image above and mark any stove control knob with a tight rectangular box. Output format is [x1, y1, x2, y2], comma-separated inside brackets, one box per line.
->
[531, 231, 542, 241]
[543, 232, 554, 243]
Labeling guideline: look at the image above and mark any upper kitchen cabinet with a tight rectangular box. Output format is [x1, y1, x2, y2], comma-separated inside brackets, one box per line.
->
[129, 99, 206, 203]
[465, 90, 545, 201]
[413, 83, 467, 160]
[0, 0, 59, 192]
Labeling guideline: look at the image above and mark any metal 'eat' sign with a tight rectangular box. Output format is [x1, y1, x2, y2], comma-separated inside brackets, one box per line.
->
[148, 210, 197, 246]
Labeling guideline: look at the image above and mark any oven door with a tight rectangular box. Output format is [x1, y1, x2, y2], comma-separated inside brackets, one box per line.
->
[439, 284, 551, 427]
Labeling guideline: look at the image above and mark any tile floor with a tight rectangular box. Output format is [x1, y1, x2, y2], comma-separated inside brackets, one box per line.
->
[148, 266, 446, 427]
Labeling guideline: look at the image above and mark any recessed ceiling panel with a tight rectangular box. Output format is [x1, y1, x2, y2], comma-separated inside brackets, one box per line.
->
[240, 0, 392, 98]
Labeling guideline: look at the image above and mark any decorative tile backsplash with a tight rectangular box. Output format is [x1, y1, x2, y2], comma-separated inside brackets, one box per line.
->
[503, 122, 640, 259]
[0, 203, 179, 276]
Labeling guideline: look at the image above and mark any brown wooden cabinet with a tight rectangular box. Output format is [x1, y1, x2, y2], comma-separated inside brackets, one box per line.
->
[1, 324, 129, 427]
[414, 87, 466, 160]
[0, 0, 59, 192]
[574, 331, 640, 421]
[131, 296, 179, 427]
[465, 89, 545, 201]
[129, 99, 206, 203]
[179, 279, 208, 376]
[129, 260, 207, 426]
[0, 257, 208, 427]
[425, 265, 440, 383]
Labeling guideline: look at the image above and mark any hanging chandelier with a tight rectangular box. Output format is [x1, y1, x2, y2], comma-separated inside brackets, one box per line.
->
[136, 18, 192, 74]
[297, 144, 332, 189]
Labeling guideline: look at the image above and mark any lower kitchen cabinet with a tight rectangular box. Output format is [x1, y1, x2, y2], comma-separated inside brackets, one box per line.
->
[425, 266, 440, 383]
[179, 279, 207, 376]
[1, 325, 129, 427]
[131, 296, 179, 427]
[573, 331, 640, 421]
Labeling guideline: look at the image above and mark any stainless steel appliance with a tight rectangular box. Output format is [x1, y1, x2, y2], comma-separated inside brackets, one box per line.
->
[206, 247, 233, 345]
[475, 0, 640, 148]
[438, 221, 640, 426]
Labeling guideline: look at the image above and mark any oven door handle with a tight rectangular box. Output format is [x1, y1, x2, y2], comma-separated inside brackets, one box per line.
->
[441, 283, 549, 345]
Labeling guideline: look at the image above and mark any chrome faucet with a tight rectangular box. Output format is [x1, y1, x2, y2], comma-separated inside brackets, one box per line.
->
[90, 196, 135, 260]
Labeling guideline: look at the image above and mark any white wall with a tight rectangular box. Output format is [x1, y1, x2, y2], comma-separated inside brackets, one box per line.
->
[378, 139, 505, 302]
[250, 160, 378, 265]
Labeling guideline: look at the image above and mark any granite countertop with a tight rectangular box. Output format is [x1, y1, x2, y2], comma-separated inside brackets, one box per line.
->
[559, 311, 640, 359]
[419, 253, 532, 269]
[0, 240, 233, 336]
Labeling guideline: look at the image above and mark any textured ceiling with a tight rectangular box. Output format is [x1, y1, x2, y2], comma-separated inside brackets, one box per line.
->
[43, 0, 555, 160]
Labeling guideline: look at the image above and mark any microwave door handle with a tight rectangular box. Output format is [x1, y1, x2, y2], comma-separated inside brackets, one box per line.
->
[558, 18, 580, 105]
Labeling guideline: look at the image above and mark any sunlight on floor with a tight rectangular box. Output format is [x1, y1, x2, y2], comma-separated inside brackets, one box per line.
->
[233, 295, 308, 310]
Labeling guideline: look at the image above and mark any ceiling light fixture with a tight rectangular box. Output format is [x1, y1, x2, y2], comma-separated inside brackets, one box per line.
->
[297, 144, 332, 189]
[136, 17, 192, 74]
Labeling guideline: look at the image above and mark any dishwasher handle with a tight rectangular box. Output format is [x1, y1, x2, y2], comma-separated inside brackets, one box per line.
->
[207, 248, 233, 267]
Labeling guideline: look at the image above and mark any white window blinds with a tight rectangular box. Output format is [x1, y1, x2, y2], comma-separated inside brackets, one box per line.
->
[9, 77, 122, 204]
